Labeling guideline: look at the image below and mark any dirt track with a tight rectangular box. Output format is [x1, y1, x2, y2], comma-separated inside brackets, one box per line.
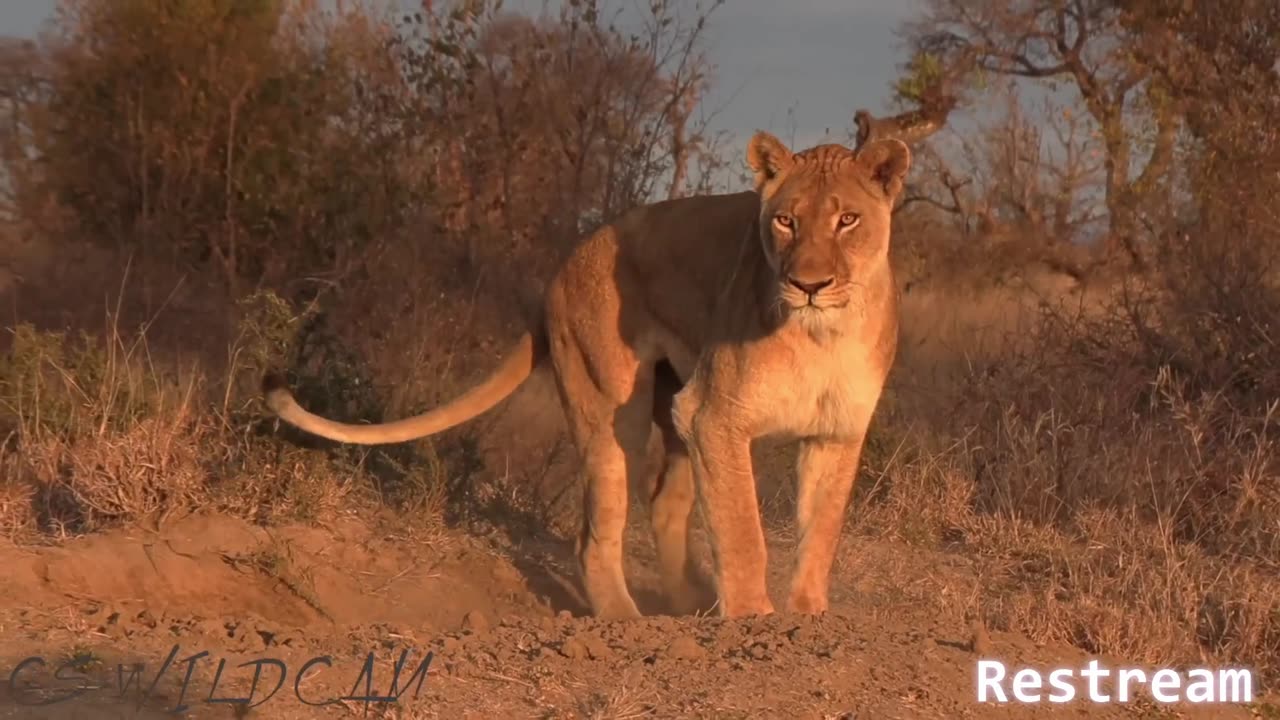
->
[0, 511, 1262, 719]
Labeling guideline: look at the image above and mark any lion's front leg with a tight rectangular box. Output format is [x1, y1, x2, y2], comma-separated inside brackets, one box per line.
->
[787, 436, 864, 614]
[686, 420, 773, 617]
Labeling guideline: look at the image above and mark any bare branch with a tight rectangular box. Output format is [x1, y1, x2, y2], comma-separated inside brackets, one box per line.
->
[853, 102, 954, 150]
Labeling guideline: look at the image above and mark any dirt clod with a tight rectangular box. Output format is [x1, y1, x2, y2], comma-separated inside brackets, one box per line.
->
[559, 636, 588, 659]
[462, 609, 491, 633]
[665, 635, 705, 660]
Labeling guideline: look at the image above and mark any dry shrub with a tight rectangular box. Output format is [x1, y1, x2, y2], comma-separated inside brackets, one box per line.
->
[12, 0, 421, 291]
[0, 465, 37, 539]
[0, 322, 203, 533]
[0, 0, 725, 547]
[870, 60, 1280, 673]
[1, 0, 723, 299]
[0, 287, 456, 539]
[857, 387, 1280, 679]
[864, 198, 1280, 680]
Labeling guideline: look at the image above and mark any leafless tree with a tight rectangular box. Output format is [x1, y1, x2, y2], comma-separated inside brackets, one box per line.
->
[903, 0, 1180, 269]
[897, 83, 1104, 282]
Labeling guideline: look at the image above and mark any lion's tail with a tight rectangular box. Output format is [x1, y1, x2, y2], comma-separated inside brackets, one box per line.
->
[262, 327, 548, 446]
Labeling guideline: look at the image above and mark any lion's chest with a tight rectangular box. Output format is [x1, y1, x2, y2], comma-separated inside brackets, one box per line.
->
[747, 339, 884, 441]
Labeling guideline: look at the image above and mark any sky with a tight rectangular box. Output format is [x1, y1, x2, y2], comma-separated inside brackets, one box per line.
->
[0, 0, 925, 160]
[648, 0, 925, 147]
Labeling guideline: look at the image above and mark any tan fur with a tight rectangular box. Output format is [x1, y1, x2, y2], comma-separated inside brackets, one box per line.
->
[264, 132, 911, 619]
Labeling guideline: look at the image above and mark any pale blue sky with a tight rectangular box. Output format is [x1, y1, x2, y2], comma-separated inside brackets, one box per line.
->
[0, 0, 925, 155]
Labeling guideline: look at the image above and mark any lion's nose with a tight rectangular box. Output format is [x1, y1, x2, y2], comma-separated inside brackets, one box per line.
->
[787, 276, 834, 296]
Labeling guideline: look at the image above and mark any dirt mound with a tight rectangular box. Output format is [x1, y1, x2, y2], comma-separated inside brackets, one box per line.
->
[0, 512, 550, 633]
[0, 513, 1264, 718]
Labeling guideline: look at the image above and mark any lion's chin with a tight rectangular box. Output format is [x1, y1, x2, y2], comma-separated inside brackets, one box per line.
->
[789, 305, 844, 338]
[773, 287, 851, 330]
[783, 302, 848, 334]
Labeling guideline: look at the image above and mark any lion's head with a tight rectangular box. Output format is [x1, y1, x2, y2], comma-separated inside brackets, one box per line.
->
[745, 131, 910, 333]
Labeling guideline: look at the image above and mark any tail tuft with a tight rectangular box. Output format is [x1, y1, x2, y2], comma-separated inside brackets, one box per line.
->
[261, 372, 292, 414]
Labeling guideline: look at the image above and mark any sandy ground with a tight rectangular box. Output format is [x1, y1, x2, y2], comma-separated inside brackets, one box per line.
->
[0, 510, 1266, 719]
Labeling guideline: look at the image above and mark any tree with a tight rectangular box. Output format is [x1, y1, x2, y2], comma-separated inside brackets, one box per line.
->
[1118, 0, 1280, 197]
[10, 0, 417, 292]
[904, 0, 1180, 269]
[895, 82, 1104, 285]
[1116, 0, 1280, 305]
[0, 38, 49, 224]
[386, 0, 725, 287]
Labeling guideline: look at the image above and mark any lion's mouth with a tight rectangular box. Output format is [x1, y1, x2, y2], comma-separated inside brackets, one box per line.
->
[797, 301, 847, 311]
[782, 292, 847, 312]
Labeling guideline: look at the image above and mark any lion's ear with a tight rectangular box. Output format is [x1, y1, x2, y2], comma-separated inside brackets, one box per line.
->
[747, 131, 795, 189]
[855, 138, 911, 199]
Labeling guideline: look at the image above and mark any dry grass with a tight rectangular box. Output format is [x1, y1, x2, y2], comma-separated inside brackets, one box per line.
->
[849, 265, 1280, 683]
[578, 676, 657, 720]
[0, 288, 453, 544]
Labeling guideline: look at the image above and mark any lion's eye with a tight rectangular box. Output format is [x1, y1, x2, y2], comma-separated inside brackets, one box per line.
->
[838, 212, 861, 229]
[774, 214, 794, 229]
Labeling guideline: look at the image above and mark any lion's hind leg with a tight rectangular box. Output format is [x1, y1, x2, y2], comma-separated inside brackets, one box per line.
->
[648, 361, 717, 616]
[546, 331, 654, 620]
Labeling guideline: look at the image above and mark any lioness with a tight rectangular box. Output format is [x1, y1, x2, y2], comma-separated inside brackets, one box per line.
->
[264, 131, 911, 619]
